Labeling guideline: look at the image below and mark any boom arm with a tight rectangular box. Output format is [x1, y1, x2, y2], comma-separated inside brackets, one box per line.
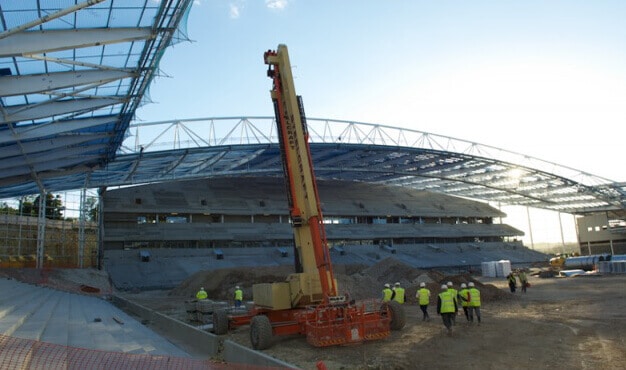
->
[264, 45, 338, 304]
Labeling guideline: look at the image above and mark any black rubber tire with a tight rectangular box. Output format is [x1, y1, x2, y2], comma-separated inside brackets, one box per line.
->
[384, 301, 406, 331]
[250, 315, 273, 350]
[212, 309, 229, 335]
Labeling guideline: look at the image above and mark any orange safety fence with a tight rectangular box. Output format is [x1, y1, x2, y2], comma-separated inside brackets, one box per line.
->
[0, 334, 287, 370]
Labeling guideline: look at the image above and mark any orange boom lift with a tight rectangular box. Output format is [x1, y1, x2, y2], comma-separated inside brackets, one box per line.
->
[212, 44, 405, 349]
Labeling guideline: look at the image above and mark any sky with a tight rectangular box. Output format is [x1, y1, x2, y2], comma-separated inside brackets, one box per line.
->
[134, 0, 626, 245]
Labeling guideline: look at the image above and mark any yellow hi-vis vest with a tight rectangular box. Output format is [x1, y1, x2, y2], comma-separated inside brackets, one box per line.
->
[417, 288, 430, 305]
[382, 288, 393, 302]
[448, 288, 458, 306]
[234, 289, 243, 301]
[459, 288, 470, 307]
[439, 291, 455, 313]
[393, 287, 405, 303]
[196, 290, 207, 300]
[468, 287, 481, 307]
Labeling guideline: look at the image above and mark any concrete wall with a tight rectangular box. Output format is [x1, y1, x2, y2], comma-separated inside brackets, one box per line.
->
[111, 295, 298, 369]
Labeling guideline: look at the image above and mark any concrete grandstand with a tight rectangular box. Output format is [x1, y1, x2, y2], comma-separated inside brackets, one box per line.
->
[101, 176, 548, 291]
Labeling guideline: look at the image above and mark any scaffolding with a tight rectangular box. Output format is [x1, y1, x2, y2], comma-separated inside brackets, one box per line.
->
[0, 190, 99, 269]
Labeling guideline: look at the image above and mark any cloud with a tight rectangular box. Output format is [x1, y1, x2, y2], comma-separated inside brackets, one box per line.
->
[266, 0, 288, 10]
[229, 3, 241, 18]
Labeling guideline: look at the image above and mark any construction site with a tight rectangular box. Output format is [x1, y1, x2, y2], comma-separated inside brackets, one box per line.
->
[1, 1, 626, 370]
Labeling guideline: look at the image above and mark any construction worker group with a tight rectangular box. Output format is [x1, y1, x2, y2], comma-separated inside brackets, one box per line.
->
[381, 282, 406, 304]
[196, 285, 244, 308]
[382, 280, 481, 334]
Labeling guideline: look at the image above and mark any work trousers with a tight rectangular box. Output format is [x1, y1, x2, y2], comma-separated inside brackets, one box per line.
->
[441, 313, 454, 330]
[468, 306, 481, 323]
[420, 304, 429, 320]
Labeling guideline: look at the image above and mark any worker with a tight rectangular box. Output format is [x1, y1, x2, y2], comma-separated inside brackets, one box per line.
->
[437, 284, 457, 335]
[458, 283, 471, 322]
[196, 287, 208, 300]
[518, 270, 528, 293]
[446, 281, 458, 325]
[234, 285, 243, 308]
[416, 282, 431, 321]
[467, 282, 481, 325]
[507, 272, 517, 293]
[393, 282, 405, 304]
[381, 283, 394, 302]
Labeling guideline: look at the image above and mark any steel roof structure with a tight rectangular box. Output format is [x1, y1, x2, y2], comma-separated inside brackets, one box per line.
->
[0, 1, 624, 217]
[0, 0, 192, 197]
[5, 115, 625, 216]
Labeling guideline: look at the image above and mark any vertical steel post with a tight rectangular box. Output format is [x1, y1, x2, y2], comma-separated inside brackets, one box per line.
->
[97, 187, 106, 270]
[525, 206, 534, 250]
[79, 188, 86, 268]
[558, 212, 565, 254]
[36, 192, 47, 269]
[18, 197, 24, 255]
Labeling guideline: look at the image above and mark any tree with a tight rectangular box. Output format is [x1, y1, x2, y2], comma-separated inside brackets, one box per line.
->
[85, 197, 99, 222]
[29, 193, 65, 219]
[20, 196, 36, 216]
[0, 202, 18, 215]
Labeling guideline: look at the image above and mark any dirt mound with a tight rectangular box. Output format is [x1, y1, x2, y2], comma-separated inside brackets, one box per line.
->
[170, 258, 513, 304]
[171, 265, 295, 300]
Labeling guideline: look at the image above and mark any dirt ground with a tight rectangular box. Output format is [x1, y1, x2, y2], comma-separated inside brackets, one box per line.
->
[3, 263, 625, 370]
[119, 260, 626, 370]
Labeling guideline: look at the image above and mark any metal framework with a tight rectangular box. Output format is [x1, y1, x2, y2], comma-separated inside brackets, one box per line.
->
[0, 0, 193, 198]
[5, 116, 624, 215]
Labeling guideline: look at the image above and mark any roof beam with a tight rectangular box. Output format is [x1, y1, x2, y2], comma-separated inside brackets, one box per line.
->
[160, 150, 189, 176]
[0, 116, 118, 144]
[0, 28, 153, 58]
[0, 0, 107, 41]
[0, 70, 135, 97]
[0, 151, 104, 177]
[1, 98, 121, 124]
[0, 132, 112, 157]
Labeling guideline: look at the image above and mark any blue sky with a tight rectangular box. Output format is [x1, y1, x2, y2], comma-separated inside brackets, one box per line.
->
[134, 0, 626, 244]
[136, 0, 626, 182]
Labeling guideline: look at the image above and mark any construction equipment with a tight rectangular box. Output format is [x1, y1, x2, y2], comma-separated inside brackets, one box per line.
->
[549, 255, 566, 269]
[212, 44, 405, 349]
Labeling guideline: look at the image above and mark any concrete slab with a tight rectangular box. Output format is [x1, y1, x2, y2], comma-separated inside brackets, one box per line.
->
[0, 279, 194, 358]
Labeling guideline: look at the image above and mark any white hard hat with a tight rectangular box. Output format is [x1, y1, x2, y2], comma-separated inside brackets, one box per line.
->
[394, 282, 401, 286]
[468, 282, 475, 287]
[447, 281, 453, 287]
[200, 287, 204, 290]
[460, 283, 467, 288]
[419, 282, 426, 288]
[441, 284, 448, 290]
[235, 286, 240, 289]
[384, 283, 390, 288]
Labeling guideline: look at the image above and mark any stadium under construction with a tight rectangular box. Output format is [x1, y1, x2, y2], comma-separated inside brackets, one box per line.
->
[1, 1, 626, 368]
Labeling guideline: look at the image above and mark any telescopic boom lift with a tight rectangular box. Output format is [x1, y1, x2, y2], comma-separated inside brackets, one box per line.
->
[212, 44, 405, 350]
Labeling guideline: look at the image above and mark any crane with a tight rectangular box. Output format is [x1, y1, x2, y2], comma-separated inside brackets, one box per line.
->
[212, 44, 405, 350]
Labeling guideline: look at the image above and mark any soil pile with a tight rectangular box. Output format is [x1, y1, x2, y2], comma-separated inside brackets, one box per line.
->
[170, 257, 512, 304]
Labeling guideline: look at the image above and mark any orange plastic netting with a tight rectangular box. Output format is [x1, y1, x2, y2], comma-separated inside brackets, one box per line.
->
[0, 334, 279, 370]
